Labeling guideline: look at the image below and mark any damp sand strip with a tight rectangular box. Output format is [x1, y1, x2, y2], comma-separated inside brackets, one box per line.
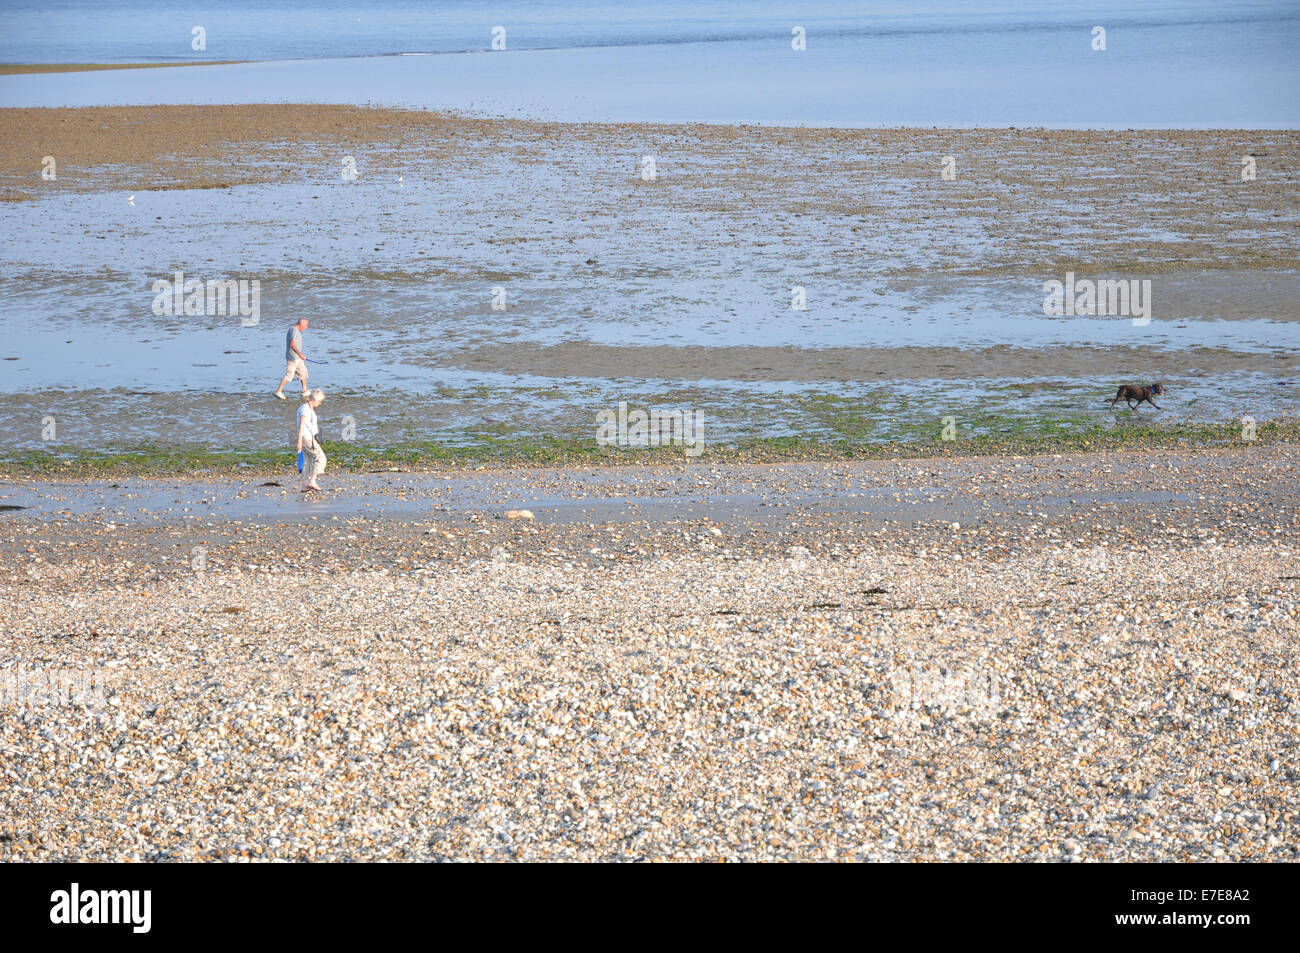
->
[0, 62, 245, 75]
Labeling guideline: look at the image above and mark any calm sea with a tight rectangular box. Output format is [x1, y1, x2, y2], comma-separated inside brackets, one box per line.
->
[0, 0, 1297, 126]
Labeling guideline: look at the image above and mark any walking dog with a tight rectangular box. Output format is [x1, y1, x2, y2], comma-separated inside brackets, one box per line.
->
[1108, 382, 1165, 410]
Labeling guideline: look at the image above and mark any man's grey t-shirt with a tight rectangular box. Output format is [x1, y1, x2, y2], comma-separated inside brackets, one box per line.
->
[286, 326, 302, 362]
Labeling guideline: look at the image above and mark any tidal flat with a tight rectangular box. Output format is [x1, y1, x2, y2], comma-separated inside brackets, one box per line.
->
[1, 107, 1296, 461]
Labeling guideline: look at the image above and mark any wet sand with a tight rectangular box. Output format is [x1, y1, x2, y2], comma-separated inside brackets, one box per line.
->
[4, 109, 1297, 281]
[0, 63, 242, 76]
[1, 106, 1297, 451]
[1, 442, 1295, 531]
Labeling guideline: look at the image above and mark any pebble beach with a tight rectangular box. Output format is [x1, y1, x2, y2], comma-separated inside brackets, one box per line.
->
[2, 445, 1296, 861]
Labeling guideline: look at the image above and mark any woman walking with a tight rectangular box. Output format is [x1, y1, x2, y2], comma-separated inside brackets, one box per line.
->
[297, 388, 327, 492]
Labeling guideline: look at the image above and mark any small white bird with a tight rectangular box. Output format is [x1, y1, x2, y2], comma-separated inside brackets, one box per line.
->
[128, 194, 135, 205]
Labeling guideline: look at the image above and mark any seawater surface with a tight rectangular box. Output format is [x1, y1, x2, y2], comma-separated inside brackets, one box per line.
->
[1, 0, 1298, 126]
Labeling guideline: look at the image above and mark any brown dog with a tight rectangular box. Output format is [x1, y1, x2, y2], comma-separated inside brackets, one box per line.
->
[1108, 382, 1166, 410]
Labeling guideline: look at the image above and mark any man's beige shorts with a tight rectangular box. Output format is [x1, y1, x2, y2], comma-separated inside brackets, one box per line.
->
[285, 359, 308, 382]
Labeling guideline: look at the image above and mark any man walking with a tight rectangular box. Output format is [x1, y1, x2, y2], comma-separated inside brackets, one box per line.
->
[275, 318, 311, 399]
[297, 388, 327, 492]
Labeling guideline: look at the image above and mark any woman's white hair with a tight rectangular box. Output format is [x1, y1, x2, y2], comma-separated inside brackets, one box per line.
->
[307, 388, 325, 403]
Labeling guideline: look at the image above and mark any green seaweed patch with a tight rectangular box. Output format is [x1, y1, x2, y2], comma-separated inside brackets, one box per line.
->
[2, 417, 1296, 477]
